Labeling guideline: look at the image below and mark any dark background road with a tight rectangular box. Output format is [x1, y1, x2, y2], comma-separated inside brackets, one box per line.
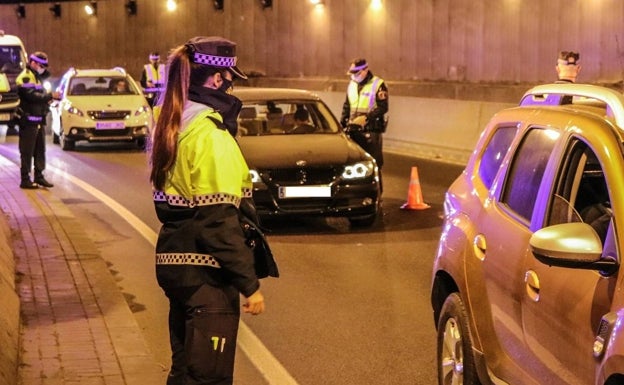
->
[0, 134, 463, 385]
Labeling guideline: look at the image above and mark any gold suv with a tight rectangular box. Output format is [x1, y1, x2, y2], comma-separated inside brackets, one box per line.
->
[431, 83, 624, 385]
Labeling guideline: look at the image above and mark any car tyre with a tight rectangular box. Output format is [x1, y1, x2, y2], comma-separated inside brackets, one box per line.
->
[437, 293, 481, 385]
[60, 134, 75, 151]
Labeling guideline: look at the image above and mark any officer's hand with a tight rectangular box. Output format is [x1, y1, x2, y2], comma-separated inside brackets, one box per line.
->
[350, 115, 367, 127]
[243, 290, 265, 315]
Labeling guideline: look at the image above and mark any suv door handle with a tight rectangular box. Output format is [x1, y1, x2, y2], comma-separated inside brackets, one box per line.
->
[473, 234, 486, 261]
[524, 270, 540, 302]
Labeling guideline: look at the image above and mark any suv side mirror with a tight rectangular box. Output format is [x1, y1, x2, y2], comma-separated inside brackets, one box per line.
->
[530, 222, 618, 275]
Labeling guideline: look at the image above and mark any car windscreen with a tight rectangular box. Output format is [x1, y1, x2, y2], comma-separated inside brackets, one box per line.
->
[68, 76, 139, 96]
[237, 99, 341, 136]
[0, 45, 26, 74]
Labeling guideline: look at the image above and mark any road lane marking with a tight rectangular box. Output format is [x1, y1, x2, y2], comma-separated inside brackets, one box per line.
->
[45, 165, 299, 385]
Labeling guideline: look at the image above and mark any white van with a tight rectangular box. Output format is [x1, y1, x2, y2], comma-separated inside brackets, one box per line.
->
[0, 30, 27, 125]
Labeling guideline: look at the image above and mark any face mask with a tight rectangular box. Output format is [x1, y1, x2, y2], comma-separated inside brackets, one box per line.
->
[218, 77, 233, 95]
[350, 72, 365, 83]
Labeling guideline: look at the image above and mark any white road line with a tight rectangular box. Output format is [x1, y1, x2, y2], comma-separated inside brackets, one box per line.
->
[47, 165, 299, 385]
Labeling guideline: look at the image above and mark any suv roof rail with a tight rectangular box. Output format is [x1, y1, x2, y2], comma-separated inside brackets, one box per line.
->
[520, 83, 624, 128]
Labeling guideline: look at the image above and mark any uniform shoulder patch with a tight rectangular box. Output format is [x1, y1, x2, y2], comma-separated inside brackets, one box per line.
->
[377, 90, 388, 100]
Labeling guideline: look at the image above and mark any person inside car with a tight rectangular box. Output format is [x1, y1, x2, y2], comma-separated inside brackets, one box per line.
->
[111, 78, 129, 94]
[289, 108, 315, 134]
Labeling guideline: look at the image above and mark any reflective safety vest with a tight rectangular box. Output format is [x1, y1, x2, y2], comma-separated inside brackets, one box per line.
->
[347, 75, 383, 117]
[144, 63, 166, 86]
[153, 108, 252, 208]
[16, 68, 42, 88]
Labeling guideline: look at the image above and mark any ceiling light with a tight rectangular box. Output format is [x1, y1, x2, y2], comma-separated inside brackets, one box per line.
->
[214, 0, 224, 11]
[126, 0, 137, 15]
[261, 0, 272, 8]
[50, 3, 61, 18]
[16, 4, 25, 19]
[166, 0, 177, 12]
[85, 1, 97, 16]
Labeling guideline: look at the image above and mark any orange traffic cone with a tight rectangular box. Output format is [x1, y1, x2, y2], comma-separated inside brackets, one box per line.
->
[400, 166, 430, 210]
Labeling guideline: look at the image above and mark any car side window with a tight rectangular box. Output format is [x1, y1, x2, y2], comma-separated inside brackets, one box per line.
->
[500, 127, 559, 222]
[478, 125, 517, 189]
[548, 141, 612, 244]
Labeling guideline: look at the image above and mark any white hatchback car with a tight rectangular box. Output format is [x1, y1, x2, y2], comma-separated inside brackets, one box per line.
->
[50, 67, 152, 150]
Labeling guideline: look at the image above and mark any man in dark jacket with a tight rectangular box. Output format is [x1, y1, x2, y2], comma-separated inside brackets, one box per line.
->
[15, 51, 60, 189]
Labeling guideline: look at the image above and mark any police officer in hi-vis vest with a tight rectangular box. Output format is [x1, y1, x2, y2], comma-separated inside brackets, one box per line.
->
[140, 52, 166, 106]
[149, 36, 267, 385]
[15, 51, 60, 189]
[340, 58, 388, 191]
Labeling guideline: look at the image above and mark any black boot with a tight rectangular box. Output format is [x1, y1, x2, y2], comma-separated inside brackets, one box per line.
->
[34, 176, 54, 188]
[20, 179, 39, 189]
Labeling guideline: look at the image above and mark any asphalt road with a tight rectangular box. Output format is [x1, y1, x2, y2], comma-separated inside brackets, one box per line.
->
[0, 134, 463, 385]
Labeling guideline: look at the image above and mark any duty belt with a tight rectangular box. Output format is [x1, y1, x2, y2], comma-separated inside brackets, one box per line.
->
[156, 252, 221, 268]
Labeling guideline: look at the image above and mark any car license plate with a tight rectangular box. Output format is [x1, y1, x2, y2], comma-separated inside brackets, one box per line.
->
[279, 185, 331, 198]
[0, 113, 11, 121]
[96, 121, 125, 130]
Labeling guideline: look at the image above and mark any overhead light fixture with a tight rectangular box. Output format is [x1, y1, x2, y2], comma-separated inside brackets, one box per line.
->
[16, 4, 25, 19]
[126, 0, 137, 15]
[166, 0, 177, 12]
[85, 1, 97, 16]
[260, 0, 272, 8]
[50, 3, 61, 18]
[213, 0, 224, 11]
[309, 0, 324, 6]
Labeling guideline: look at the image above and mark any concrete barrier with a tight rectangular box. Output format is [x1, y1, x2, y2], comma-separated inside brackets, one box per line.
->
[0, 211, 18, 385]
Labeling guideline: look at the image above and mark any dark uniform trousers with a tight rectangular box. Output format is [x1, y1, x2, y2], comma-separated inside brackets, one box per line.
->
[348, 131, 383, 169]
[18, 122, 47, 181]
[166, 283, 241, 385]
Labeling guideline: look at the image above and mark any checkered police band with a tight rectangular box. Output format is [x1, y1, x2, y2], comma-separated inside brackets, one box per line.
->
[193, 52, 237, 67]
[29, 54, 48, 67]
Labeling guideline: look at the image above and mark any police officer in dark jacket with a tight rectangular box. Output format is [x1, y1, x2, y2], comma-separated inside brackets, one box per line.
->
[15, 51, 60, 189]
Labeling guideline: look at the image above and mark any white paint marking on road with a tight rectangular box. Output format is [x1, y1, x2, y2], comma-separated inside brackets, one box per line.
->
[46, 165, 300, 385]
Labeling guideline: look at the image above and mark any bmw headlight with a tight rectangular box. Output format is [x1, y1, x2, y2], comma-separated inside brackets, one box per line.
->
[64, 104, 84, 117]
[342, 161, 375, 179]
[249, 169, 261, 183]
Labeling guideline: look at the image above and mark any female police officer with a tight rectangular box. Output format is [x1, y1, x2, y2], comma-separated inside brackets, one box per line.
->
[149, 36, 265, 385]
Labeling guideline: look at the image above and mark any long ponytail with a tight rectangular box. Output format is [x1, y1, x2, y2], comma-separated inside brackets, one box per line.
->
[149, 45, 191, 190]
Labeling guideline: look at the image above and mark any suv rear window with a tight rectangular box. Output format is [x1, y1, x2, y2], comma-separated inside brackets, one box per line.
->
[478, 125, 517, 189]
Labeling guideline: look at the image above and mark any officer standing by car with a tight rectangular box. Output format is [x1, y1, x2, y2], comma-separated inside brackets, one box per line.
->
[140, 52, 166, 107]
[340, 58, 388, 191]
[555, 51, 581, 83]
[15, 51, 59, 189]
